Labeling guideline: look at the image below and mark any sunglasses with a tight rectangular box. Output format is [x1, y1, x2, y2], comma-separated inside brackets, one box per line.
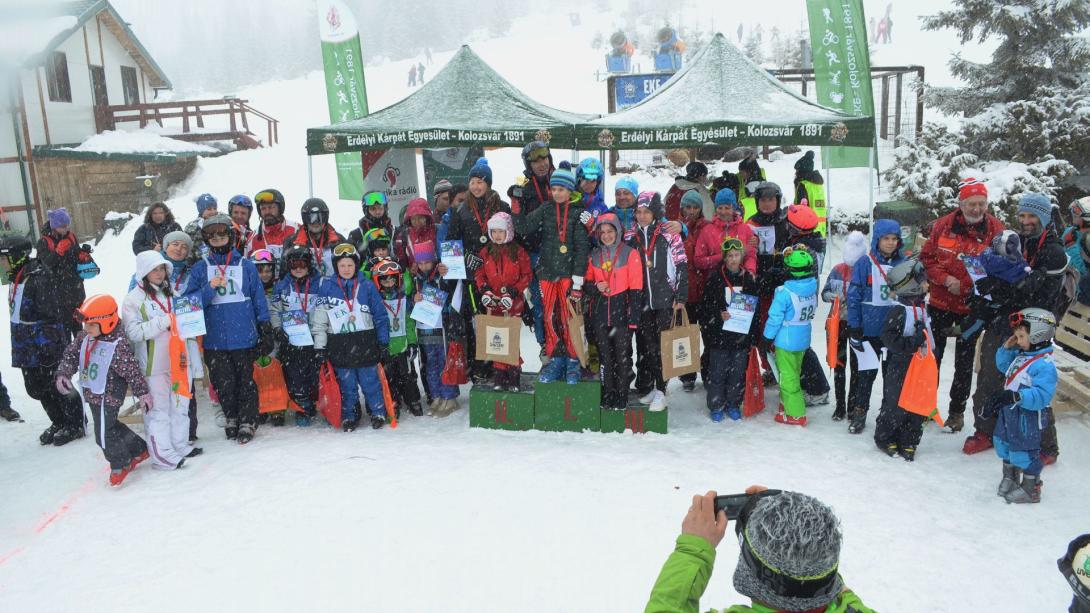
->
[525, 146, 550, 161]
[363, 191, 388, 207]
[332, 243, 358, 257]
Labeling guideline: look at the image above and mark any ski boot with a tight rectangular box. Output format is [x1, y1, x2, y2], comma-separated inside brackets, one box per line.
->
[538, 356, 567, 384]
[236, 424, 254, 445]
[774, 410, 807, 427]
[682, 380, 696, 393]
[506, 372, 521, 393]
[270, 413, 285, 427]
[565, 358, 582, 385]
[1041, 452, 1058, 466]
[39, 424, 60, 445]
[342, 417, 359, 432]
[727, 407, 742, 421]
[847, 408, 867, 434]
[897, 446, 916, 462]
[832, 403, 846, 421]
[709, 409, 725, 423]
[129, 450, 150, 471]
[880, 442, 898, 457]
[175, 458, 186, 470]
[296, 413, 312, 427]
[962, 432, 993, 455]
[944, 412, 964, 433]
[997, 462, 1021, 497]
[804, 392, 829, 407]
[186, 447, 204, 458]
[1004, 474, 1041, 504]
[109, 467, 131, 487]
[0, 405, 23, 422]
[370, 414, 386, 430]
[408, 401, 424, 417]
[52, 426, 85, 446]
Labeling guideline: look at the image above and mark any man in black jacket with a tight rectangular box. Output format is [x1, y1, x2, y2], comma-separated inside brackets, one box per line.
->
[965, 193, 1067, 462]
[508, 141, 554, 355]
[131, 202, 182, 255]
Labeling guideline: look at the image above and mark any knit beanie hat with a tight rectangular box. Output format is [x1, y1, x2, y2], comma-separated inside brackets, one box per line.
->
[957, 177, 988, 201]
[714, 187, 738, 209]
[468, 157, 493, 186]
[414, 240, 437, 263]
[794, 150, 816, 174]
[1018, 192, 1052, 228]
[550, 162, 577, 192]
[162, 230, 193, 252]
[681, 189, 704, 209]
[486, 211, 514, 245]
[732, 491, 844, 612]
[196, 193, 218, 214]
[842, 230, 868, 266]
[684, 161, 708, 181]
[433, 179, 454, 196]
[636, 191, 664, 218]
[615, 175, 639, 197]
[47, 208, 71, 229]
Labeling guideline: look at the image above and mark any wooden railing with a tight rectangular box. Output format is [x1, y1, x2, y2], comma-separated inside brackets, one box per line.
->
[93, 98, 279, 149]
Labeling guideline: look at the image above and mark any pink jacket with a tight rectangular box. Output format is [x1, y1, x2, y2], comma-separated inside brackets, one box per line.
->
[693, 214, 757, 275]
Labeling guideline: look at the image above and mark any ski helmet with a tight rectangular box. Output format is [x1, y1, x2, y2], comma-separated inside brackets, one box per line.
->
[282, 244, 314, 275]
[362, 227, 391, 258]
[577, 157, 603, 183]
[371, 258, 402, 290]
[1070, 196, 1090, 227]
[990, 230, 1023, 263]
[0, 234, 33, 269]
[786, 204, 819, 234]
[1009, 307, 1057, 345]
[228, 194, 253, 211]
[254, 189, 286, 215]
[887, 257, 928, 298]
[300, 198, 329, 227]
[521, 141, 552, 165]
[753, 182, 783, 207]
[330, 241, 360, 270]
[250, 248, 275, 269]
[362, 190, 389, 213]
[783, 246, 815, 278]
[78, 294, 120, 334]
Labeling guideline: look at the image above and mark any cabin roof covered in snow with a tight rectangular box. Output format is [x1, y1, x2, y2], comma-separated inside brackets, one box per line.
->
[0, 0, 171, 89]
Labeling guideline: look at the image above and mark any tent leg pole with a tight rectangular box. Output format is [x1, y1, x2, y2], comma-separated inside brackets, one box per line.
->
[307, 156, 314, 198]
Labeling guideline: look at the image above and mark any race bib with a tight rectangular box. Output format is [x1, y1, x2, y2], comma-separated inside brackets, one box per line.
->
[870, 264, 895, 306]
[79, 338, 119, 395]
[385, 298, 408, 338]
[751, 226, 777, 255]
[208, 263, 247, 305]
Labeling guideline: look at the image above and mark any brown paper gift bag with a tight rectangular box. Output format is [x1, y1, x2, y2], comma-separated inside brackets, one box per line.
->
[660, 308, 702, 379]
[475, 313, 522, 366]
[565, 299, 590, 367]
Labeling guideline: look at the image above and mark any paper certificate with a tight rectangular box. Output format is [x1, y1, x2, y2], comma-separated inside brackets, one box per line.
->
[411, 286, 447, 329]
[722, 292, 758, 334]
[440, 241, 467, 280]
[173, 295, 206, 339]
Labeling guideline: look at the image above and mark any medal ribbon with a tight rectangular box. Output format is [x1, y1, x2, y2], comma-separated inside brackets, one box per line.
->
[295, 277, 312, 314]
[641, 225, 659, 266]
[555, 199, 571, 245]
[337, 276, 356, 315]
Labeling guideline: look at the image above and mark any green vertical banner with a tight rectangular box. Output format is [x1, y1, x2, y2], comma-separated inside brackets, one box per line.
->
[806, 0, 876, 169]
[318, 0, 369, 200]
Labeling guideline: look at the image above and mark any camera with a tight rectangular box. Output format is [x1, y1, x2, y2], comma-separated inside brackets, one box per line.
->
[714, 489, 782, 520]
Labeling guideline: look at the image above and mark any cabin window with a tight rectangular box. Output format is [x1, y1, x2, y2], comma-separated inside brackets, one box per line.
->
[121, 66, 139, 105]
[46, 52, 72, 103]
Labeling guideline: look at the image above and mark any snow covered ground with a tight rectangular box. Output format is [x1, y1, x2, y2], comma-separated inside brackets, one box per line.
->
[2, 5, 1088, 612]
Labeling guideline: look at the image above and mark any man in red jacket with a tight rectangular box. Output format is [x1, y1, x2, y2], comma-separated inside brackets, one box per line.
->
[918, 177, 1005, 434]
[248, 188, 299, 262]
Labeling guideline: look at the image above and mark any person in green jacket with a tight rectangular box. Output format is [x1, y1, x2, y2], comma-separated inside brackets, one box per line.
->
[372, 258, 422, 417]
[646, 488, 875, 613]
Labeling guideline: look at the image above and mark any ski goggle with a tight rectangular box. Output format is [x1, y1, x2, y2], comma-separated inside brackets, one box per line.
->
[250, 249, 274, 264]
[289, 259, 310, 270]
[363, 191, 388, 207]
[580, 166, 602, 181]
[525, 144, 551, 161]
[255, 191, 281, 205]
[332, 243, 359, 258]
[721, 237, 744, 253]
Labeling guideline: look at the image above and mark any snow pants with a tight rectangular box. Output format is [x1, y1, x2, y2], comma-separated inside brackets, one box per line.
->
[994, 437, 1043, 476]
[88, 399, 147, 471]
[635, 307, 673, 394]
[873, 356, 925, 449]
[280, 344, 319, 415]
[847, 338, 885, 412]
[929, 305, 980, 416]
[830, 320, 859, 410]
[188, 391, 198, 441]
[529, 253, 546, 347]
[706, 347, 750, 412]
[22, 365, 83, 430]
[800, 348, 830, 396]
[419, 331, 457, 400]
[205, 349, 258, 427]
[775, 347, 806, 417]
[384, 351, 421, 408]
[540, 277, 577, 359]
[593, 321, 632, 409]
[0, 371, 11, 412]
[144, 374, 192, 470]
[335, 365, 385, 421]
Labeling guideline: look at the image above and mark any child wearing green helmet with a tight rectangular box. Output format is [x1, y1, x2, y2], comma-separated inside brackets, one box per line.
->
[761, 245, 819, 425]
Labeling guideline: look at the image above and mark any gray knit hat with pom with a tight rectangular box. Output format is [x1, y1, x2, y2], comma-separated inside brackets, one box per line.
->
[732, 491, 844, 611]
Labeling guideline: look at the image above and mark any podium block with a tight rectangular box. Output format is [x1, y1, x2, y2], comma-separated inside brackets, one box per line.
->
[468, 374, 536, 431]
[533, 381, 601, 432]
[600, 405, 668, 434]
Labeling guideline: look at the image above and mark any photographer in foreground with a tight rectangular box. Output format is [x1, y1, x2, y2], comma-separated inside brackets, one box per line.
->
[645, 487, 874, 613]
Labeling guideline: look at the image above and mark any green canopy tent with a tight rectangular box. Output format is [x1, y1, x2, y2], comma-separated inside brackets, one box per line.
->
[306, 45, 595, 155]
[574, 33, 875, 150]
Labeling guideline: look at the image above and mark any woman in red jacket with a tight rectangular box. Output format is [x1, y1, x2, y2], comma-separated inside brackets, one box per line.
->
[693, 188, 757, 276]
[393, 197, 437, 271]
[474, 212, 532, 391]
[585, 213, 644, 409]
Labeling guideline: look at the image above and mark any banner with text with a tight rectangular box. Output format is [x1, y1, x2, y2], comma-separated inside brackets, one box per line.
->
[318, 0, 370, 200]
[806, 0, 876, 169]
[362, 149, 420, 223]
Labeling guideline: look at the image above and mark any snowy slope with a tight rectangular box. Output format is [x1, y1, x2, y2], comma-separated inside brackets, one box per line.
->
[3, 6, 1089, 613]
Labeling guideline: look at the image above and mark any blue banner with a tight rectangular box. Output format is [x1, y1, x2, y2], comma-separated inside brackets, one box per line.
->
[612, 73, 672, 110]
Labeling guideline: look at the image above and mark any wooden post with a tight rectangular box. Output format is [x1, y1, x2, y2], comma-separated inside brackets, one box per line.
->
[879, 75, 890, 141]
[915, 67, 925, 138]
[195, 104, 204, 129]
[894, 72, 903, 140]
[181, 104, 189, 133]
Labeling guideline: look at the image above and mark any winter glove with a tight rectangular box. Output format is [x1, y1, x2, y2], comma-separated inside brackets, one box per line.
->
[255, 321, 275, 356]
[579, 210, 593, 226]
[55, 375, 74, 395]
[480, 291, 497, 309]
[997, 389, 1020, 407]
[465, 253, 484, 273]
[139, 393, 154, 413]
[499, 295, 513, 311]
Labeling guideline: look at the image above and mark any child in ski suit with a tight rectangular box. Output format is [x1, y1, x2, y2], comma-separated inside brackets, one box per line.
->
[761, 246, 818, 426]
[991, 308, 1059, 504]
[511, 162, 590, 385]
[475, 212, 532, 391]
[960, 230, 1032, 339]
[700, 237, 759, 422]
[747, 182, 792, 384]
[372, 257, 423, 418]
[784, 203, 831, 406]
[822, 230, 868, 420]
[627, 191, 688, 411]
[311, 241, 390, 431]
[122, 251, 202, 469]
[269, 244, 323, 426]
[873, 259, 932, 461]
[410, 241, 459, 416]
[584, 213, 643, 409]
[56, 295, 154, 486]
[845, 219, 905, 434]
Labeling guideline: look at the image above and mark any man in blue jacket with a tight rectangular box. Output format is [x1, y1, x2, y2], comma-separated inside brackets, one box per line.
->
[845, 219, 905, 434]
[188, 214, 272, 444]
